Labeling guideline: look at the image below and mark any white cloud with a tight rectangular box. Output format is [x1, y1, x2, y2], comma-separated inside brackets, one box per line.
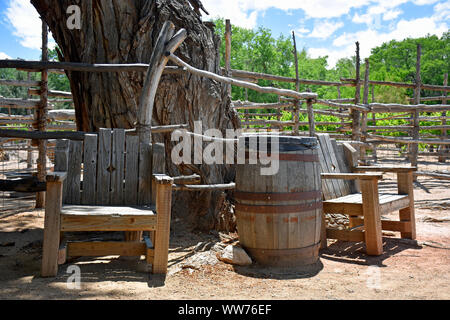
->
[412, 0, 439, 5]
[296, 27, 310, 36]
[433, 1, 450, 21]
[334, 17, 447, 57]
[202, 0, 372, 28]
[5, 0, 42, 50]
[312, 15, 448, 68]
[5, 0, 56, 51]
[383, 9, 403, 21]
[308, 46, 355, 69]
[0, 52, 12, 60]
[308, 21, 344, 39]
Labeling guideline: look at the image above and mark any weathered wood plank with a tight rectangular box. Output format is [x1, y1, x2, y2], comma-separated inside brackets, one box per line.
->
[41, 180, 63, 277]
[326, 229, 365, 242]
[361, 179, 383, 255]
[65, 141, 83, 205]
[138, 143, 152, 206]
[67, 242, 147, 257]
[81, 134, 98, 205]
[96, 129, 112, 205]
[61, 214, 157, 232]
[153, 178, 174, 274]
[397, 172, 416, 239]
[124, 135, 139, 205]
[111, 129, 125, 205]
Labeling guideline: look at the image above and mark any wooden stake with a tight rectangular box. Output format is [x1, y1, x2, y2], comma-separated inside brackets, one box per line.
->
[352, 42, 362, 162]
[292, 31, 301, 136]
[35, 19, 48, 208]
[439, 73, 448, 163]
[410, 44, 421, 169]
[360, 59, 370, 165]
[225, 19, 232, 96]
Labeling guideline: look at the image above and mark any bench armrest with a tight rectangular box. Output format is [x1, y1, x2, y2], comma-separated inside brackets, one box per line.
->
[321, 173, 383, 181]
[46, 172, 67, 183]
[152, 174, 174, 185]
[354, 166, 417, 173]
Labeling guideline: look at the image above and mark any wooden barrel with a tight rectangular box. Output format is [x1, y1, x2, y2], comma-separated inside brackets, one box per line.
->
[235, 135, 322, 267]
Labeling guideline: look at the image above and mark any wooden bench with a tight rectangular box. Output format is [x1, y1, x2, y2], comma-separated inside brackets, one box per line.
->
[41, 128, 173, 277]
[317, 134, 417, 256]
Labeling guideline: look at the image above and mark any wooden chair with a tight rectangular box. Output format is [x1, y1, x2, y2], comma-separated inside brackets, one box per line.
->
[41, 128, 173, 277]
[317, 134, 417, 256]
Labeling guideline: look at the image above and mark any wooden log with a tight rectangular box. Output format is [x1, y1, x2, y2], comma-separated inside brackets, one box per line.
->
[0, 129, 86, 140]
[365, 133, 450, 145]
[341, 78, 450, 92]
[168, 53, 318, 101]
[0, 79, 41, 87]
[137, 23, 186, 144]
[414, 171, 450, 180]
[149, 124, 189, 133]
[172, 174, 201, 185]
[0, 98, 40, 109]
[172, 183, 236, 191]
[233, 102, 293, 110]
[315, 99, 370, 112]
[409, 96, 450, 102]
[227, 68, 354, 87]
[29, 89, 72, 99]
[0, 59, 189, 74]
[369, 103, 450, 113]
[0, 177, 46, 192]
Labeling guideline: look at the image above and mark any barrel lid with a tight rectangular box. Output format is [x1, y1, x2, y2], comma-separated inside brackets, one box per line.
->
[240, 135, 318, 152]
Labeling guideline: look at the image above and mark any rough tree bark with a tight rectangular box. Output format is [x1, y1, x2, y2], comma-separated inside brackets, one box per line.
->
[31, 0, 240, 231]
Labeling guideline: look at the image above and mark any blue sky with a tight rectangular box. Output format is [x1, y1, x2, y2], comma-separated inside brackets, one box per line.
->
[0, 0, 448, 68]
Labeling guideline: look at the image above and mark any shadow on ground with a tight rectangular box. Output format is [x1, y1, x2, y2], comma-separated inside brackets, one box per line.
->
[320, 237, 423, 267]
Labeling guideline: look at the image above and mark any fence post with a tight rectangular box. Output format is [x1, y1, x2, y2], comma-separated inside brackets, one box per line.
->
[35, 19, 49, 208]
[361, 58, 370, 165]
[225, 19, 232, 97]
[352, 42, 362, 161]
[292, 31, 300, 136]
[409, 44, 421, 171]
[439, 73, 448, 163]
[371, 84, 378, 163]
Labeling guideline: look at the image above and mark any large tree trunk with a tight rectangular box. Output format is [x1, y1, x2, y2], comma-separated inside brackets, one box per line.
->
[31, 0, 240, 231]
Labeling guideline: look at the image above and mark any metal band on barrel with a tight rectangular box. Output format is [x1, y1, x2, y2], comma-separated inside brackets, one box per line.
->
[235, 201, 323, 214]
[235, 190, 322, 202]
[245, 152, 319, 162]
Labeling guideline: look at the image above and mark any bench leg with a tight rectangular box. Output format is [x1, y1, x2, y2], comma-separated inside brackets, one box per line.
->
[361, 179, 383, 256]
[397, 172, 416, 240]
[152, 181, 173, 274]
[41, 181, 63, 277]
[320, 212, 328, 249]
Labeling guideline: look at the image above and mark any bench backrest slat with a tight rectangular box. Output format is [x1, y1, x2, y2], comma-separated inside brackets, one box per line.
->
[317, 133, 358, 200]
[54, 129, 165, 206]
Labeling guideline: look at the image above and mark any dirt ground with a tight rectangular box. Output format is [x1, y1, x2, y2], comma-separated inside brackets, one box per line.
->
[0, 172, 449, 301]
